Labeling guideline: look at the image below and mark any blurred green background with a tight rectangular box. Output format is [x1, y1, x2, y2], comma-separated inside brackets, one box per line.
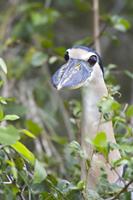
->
[0, 0, 133, 199]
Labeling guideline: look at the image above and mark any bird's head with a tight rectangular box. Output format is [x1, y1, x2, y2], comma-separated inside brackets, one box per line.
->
[51, 46, 104, 90]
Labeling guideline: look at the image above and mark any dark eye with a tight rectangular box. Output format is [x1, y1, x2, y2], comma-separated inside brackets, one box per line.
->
[64, 52, 69, 61]
[88, 55, 97, 66]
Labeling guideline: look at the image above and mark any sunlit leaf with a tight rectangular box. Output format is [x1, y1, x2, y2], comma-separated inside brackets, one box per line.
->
[0, 96, 7, 104]
[0, 58, 7, 74]
[77, 180, 85, 190]
[111, 101, 121, 111]
[11, 141, 35, 165]
[93, 132, 107, 147]
[20, 129, 36, 138]
[0, 105, 4, 121]
[4, 114, 20, 121]
[92, 132, 108, 158]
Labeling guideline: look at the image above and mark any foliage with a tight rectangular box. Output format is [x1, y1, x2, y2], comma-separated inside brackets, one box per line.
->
[0, 0, 132, 200]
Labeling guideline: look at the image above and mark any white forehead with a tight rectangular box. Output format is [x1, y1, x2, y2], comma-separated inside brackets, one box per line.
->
[67, 48, 96, 61]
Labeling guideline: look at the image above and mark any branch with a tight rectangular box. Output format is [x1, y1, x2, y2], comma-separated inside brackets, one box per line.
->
[92, 0, 101, 54]
[106, 179, 133, 200]
[89, 23, 107, 47]
[44, 0, 52, 8]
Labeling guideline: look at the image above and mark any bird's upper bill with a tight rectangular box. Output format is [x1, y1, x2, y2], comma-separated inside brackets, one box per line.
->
[51, 46, 103, 90]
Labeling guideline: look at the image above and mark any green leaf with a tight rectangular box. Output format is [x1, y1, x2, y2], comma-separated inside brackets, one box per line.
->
[69, 141, 81, 152]
[57, 179, 77, 193]
[113, 116, 126, 123]
[111, 15, 131, 32]
[31, 12, 48, 26]
[125, 70, 133, 79]
[0, 80, 4, 88]
[49, 56, 58, 64]
[0, 58, 7, 74]
[87, 189, 104, 200]
[11, 141, 35, 165]
[93, 132, 107, 147]
[111, 101, 121, 111]
[6, 159, 18, 180]
[51, 134, 67, 145]
[68, 140, 84, 158]
[14, 155, 25, 171]
[31, 52, 48, 67]
[0, 96, 7, 104]
[107, 64, 117, 70]
[126, 105, 133, 117]
[54, 47, 66, 56]
[77, 180, 85, 190]
[4, 114, 20, 121]
[92, 132, 108, 158]
[33, 159, 47, 184]
[20, 129, 36, 139]
[120, 144, 133, 153]
[112, 157, 129, 168]
[0, 125, 20, 145]
[99, 97, 114, 113]
[0, 105, 4, 121]
[39, 193, 56, 200]
[26, 120, 42, 135]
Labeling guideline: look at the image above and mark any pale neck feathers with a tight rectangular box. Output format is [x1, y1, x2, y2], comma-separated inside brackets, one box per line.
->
[82, 64, 108, 136]
[81, 64, 122, 186]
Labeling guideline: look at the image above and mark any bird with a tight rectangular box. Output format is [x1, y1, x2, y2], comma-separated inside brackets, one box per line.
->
[51, 45, 123, 189]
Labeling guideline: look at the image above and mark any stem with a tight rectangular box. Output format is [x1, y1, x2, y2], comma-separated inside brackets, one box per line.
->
[93, 0, 101, 54]
[89, 23, 107, 47]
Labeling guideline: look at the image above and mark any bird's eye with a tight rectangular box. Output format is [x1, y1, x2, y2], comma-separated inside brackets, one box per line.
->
[64, 52, 69, 61]
[88, 55, 97, 66]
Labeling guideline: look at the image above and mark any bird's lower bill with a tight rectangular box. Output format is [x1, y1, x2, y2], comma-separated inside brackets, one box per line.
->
[51, 59, 92, 90]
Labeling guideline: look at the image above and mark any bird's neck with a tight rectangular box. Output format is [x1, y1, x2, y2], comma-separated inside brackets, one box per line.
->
[83, 78, 108, 106]
[81, 75, 109, 182]
[82, 74, 108, 139]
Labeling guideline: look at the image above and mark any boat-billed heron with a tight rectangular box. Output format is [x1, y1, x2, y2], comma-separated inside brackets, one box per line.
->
[51, 45, 122, 188]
